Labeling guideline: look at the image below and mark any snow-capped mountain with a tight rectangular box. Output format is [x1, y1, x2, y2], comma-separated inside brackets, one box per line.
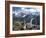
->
[13, 8, 40, 18]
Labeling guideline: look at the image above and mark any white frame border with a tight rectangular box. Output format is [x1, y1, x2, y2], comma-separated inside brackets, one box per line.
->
[10, 4, 43, 34]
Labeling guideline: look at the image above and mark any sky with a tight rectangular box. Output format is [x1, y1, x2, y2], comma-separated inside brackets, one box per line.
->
[12, 7, 40, 17]
[12, 7, 40, 12]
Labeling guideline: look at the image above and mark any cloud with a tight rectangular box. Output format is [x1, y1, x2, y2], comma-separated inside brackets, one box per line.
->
[13, 7, 40, 17]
